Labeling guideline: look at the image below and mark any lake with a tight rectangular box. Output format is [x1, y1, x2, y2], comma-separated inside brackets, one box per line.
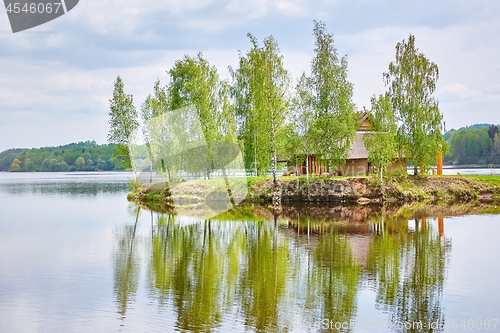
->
[0, 172, 499, 332]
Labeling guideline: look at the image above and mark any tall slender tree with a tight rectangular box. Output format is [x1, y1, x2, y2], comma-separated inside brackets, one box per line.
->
[230, 34, 290, 185]
[383, 34, 447, 175]
[141, 79, 169, 182]
[364, 93, 399, 184]
[309, 21, 358, 171]
[108, 75, 139, 174]
[168, 52, 236, 179]
[289, 73, 315, 184]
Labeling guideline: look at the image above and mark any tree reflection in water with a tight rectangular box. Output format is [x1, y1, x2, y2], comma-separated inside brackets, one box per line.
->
[113, 205, 141, 321]
[114, 204, 452, 332]
[366, 216, 451, 333]
[311, 229, 360, 331]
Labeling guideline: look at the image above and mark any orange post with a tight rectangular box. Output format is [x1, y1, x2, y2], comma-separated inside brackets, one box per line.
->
[438, 217, 444, 237]
[437, 149, 443, 175]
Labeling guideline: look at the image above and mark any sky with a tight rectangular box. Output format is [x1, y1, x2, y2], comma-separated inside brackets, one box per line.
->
[0, 0, 499, 152]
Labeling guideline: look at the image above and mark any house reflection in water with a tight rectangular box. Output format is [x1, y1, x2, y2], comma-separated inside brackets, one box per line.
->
[279, 204, 447, 270]
[279, 204, 451, 333]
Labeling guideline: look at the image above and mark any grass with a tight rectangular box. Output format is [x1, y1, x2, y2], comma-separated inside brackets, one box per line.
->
[436, 190, 447, 197]
[127, 177, 141, 192]
[129, 173, 500, 206]
[430, 174, 500, 183]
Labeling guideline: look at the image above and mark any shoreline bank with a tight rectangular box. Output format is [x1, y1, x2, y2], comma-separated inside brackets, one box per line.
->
[127, 175, 500, 210]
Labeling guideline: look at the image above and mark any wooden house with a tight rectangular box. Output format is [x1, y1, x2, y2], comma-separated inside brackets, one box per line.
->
[283, 107, 406, 176]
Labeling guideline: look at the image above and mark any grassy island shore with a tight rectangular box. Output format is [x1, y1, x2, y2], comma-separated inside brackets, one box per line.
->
[128, 175, 500, 212]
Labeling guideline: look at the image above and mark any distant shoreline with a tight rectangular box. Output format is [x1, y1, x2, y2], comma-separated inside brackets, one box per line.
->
[443, 164, 500, 168]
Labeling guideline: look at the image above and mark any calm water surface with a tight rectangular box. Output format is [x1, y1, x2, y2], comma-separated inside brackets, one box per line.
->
[0, 172, 499, 333]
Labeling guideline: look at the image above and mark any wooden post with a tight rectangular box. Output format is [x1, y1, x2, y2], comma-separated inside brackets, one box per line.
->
[438, 217, 444, 237]
[437, 149, 443, 175]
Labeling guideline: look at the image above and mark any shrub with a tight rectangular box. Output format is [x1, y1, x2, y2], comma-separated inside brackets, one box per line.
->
[368, 177, 381, 190]
[127, 177, 141, 192]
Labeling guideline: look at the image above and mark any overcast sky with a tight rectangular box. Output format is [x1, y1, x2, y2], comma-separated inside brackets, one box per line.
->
[0, 0, 499, 152]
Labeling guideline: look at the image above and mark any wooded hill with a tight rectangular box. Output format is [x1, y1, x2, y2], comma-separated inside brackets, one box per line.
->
[444, 124, 500, 165]
[0, 141, 126, 172]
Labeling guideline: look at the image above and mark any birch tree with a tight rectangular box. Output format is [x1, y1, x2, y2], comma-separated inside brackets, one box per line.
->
[167, 53, 235, 179]
[363, 93, 399, 184]
[141, 79, 168, 182]
[383, 34, 447, 175]
[309, 21, 358, 171]
[108, 75, 139, 175]
[289, 73, 315, 184]
[230, 34, 290, 186]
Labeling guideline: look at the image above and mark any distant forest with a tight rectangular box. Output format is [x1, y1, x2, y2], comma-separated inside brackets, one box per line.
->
[444, 124, 500, 165]
[0, 141, 126, 172]
[1, 123, 499, 172]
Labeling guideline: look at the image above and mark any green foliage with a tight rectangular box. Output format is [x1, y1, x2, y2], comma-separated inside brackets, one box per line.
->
[282, 21, 358, 176]
[167, 52, 238, 179]
[444, 126, 500, 164]
[9, 159, 21, 172]
[140, 79, 169, 181]
[283, 73, 315, 173]
[0, 141, 126, 172]
[76, 156, 85, 169]
[230, 34, 290, 183]
[390, 164, 409, 180]
[107, 75, 139, 170]
[113, 144, 133, 170]
[127, 177, 141, 192]
[384, 34, 447, 174]
[309, 21, 358, 168]
[142, 79, 168, 124]
[364, 93, 399, 179]
[367, 176, 381, 190]
[493, 133, 500, 160]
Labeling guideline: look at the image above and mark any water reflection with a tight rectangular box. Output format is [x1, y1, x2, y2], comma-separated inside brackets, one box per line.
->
[366, 217, 451, 332]
[147, 214, 288, 331]
[113, 202, 461, 332]
[1, 173, 497, 333]
[114, 206, 141, 320]
[0, 176, 127, 196]
[310, 230, 360, 331]
[2, 182, 127, 196]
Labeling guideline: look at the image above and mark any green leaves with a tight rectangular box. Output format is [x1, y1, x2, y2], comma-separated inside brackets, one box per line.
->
[108, 76, 139, 172]
[108, 76, 139, 146]
[364, 94, 399, 180]
[231, 34, 291, 181]
[311, 21, 357, 167]
[446, 126, 498, 164]
[286, 21, 358, 171]
[384, 34, 446, 174]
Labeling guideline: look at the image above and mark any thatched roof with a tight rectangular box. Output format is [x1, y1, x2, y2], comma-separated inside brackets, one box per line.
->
[348, 132, 370, 159]
[358, 107, 372, 130]
[278, 108, 373, 162]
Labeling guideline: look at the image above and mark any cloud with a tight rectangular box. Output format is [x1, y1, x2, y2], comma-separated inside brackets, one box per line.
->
[440, 83, 481, 100]
[1, 0, 499, 151]
[275, 0, 309, 17]
[0, 47, 244, 151]
[333, 18, 500, 129]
